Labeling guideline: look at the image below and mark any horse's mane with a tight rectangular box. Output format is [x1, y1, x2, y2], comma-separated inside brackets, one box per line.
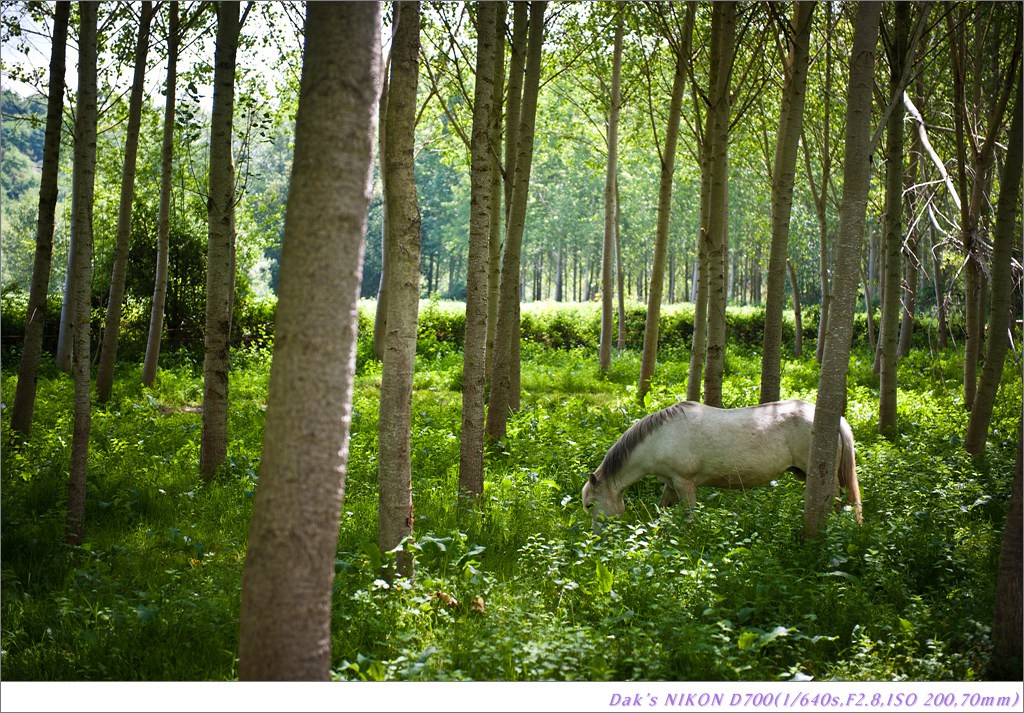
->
[594, 401, 695, 483]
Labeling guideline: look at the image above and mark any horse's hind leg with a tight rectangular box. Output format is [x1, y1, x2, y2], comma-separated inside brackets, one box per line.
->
[659, 478, 697, 510]
[659, 484, 680, 508]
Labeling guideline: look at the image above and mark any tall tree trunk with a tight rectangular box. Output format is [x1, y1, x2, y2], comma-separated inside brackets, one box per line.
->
[810, 4, 835, 364]
[615, 178, 626, 350]
[459, 1, 498, 498]
[372, 12, 395, 363]
[487, 1, 546, 445]
[639, 12, 689, 402]
[703, 0, 735, 408]
[200, 1, 240, 481]
[503, 1, 528, 224]
[66, 0, 99, 546]
[897, 80, 927, 360]
[805, 1, 880, 540]
[96, 2, 154, 403]
[238, 2, 380, 680]
[760, 0, 814, 404]
[485, 3, 506, 378]
[965, 63, 1021, 456]
[599, 14, 624, 373]
[378, 1, 421, 581]
[878, 2, 909, 437]
[787, 259, 803, 358]
[989, 427, 1023, 679]
[951, 6, 1020, 409]
[142, 2, 179, 388]
[928, 215, 948, 349]
[10, 1, 70, 436]
[686, 129, 712, 403]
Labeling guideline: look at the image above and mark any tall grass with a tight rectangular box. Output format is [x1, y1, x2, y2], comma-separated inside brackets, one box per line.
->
[1, 304, 1019, 681]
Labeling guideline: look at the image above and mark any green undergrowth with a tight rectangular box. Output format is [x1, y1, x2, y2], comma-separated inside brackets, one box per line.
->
[1, 319, 1019, 681]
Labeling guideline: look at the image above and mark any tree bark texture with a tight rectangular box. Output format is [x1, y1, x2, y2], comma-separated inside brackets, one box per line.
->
[787, 259, 803, 357]
[372, 14, 394, 363]
[66, 1, 99, 546]
[503, 2, 528, 225]
[485, 4, 506, 378]
[951, 4, 1020, 410]
[686, 121, 712, 403]
[702, 1, 735, 408]
[965, 63, 1022, 456]
[10, 1, 69, 436]
[878, 1, 909, 437]
[804, 1, 880, 540]
[378, 1, 421, 580]
[639, 12, 689, 402]
[238, 1, 380, 680]
[459, 1, 498, 498]
[200, 1, 239, 480]
[95, 2, 153, 403]
[142, 2, 179, 388]
[599, 14, 624, 373]
[487, 1, 546, 445]
[760, 0, 814, 404]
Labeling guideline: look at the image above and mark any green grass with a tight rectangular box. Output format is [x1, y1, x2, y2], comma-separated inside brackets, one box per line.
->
[1, 309, 1020, 681]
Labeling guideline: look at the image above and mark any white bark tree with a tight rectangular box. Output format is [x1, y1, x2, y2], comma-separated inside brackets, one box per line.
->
[239, 1, 381, 679]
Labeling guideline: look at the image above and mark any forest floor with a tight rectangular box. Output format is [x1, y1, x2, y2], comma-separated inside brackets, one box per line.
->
[1, 312, 1021, 681]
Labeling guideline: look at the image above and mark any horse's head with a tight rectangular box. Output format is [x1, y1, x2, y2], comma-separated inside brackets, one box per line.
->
[581, 469, 625, 532]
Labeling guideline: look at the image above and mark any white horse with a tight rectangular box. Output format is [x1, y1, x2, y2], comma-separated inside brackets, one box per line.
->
[581, 399, 862, 528]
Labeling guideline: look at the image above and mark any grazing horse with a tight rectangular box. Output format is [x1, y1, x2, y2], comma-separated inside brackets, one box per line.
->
[581, 399, 862, 528]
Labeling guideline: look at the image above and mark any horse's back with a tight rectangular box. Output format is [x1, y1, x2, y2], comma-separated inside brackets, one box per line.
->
[647, 400, 815, 488]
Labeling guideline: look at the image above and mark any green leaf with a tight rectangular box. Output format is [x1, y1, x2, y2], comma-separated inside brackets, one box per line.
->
[737, 630, 760, 650]
[595, 561, 614, 594]
[136, 604, 160, 624]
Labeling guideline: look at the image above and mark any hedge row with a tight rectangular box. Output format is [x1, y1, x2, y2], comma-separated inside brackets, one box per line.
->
[1, 291, 961, 364]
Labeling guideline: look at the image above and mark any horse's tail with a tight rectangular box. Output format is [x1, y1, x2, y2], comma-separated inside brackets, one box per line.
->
[838, 417, 863, 524]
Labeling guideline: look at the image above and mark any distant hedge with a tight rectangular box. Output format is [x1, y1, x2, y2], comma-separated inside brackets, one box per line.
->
[1, 290, 963, 364]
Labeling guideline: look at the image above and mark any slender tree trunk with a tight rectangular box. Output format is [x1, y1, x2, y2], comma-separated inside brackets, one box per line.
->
[989, 426, 1023, 679]
[703, 1, 735, 408]
[788, 259, 803, 358]
[615, 178, 626, 350]
[811, 6, 835, 364]
[96, 2, 153, 403]
[760, 0, 814, 404]
[378, 1, 421, 580]
[372, 13, 395, 363]
[142, 2, 179, 388]
[599, 14, 624, 373]
[639, 16, 689, 402]
[11, 1, 69, 436]
[951, 7, 1019, 410]
[66, 1, 99, 546]
[687, 142, 712, 403]
[928, 215, 948, 349]
[965, 65, 1021, 456]
[485, 4, 506, 378]
[878, 2, 909, 437]
[487, 1, 545, 445]
[805, 1, 880, 540]
[200, 1, 240, 481]
[238, 2, 380, 680]
[459, 1, 498, 498]
[503, 1, 528, 224]
[861, 260, 876, 353]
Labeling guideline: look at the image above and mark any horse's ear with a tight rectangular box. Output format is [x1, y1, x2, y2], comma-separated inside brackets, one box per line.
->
[588, 470, 599, 485]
